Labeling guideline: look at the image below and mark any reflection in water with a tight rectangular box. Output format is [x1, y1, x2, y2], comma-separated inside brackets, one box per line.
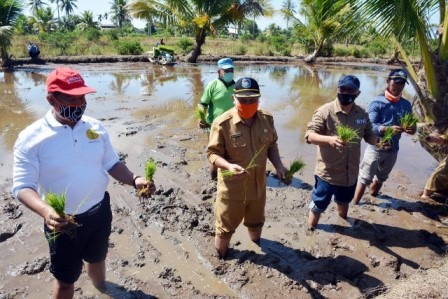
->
[0, 72, 37, 150]
[0, 63, 435, 189]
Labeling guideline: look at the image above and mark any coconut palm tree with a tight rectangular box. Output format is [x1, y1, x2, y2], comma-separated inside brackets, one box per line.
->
[353, 1, 448, 161]
[0, 0, 23, 67]
[128, 0, 267, 63]
[49, 0, 60, 27]
[28, 0, 47, 16]
[280, 0, 296, 30]
[110, 0, 132, 28]
[60, 0, 78, 18]
[31, 7, 56, 33]
[294, 0, 356, 63]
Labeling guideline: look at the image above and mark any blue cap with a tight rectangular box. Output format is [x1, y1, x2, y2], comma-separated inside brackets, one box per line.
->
[217, 58, 234, 70]
[388, 69, 408, 83]
[338, 75, 360, 90]
[234, 77, 260, 97]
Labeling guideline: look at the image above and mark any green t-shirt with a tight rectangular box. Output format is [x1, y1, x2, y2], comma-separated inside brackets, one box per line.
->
[200, 78, 234, 124]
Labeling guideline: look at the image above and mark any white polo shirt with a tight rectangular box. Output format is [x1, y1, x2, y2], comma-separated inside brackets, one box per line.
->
[13, 110, 120, 214]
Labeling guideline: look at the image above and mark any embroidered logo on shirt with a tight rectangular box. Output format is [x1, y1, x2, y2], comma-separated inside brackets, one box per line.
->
[86, 129, 99, 140]
[356, 119, 367, 125]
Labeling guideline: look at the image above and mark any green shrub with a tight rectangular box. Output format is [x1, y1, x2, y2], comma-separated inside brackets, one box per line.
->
[105, 29, 121, 41]
[89, 44, 102, 55]
[334, 47, 351, 57]
[239, 34, 252, 43]
[253, 45, 273, 56]
[176, 37, 194, 54]
[256, 34, 267, 43]
[38, 31, 77, 55]
[116, 40, 143, 55]
[84, 28, 101, 42]
[234, 44, 247, 55]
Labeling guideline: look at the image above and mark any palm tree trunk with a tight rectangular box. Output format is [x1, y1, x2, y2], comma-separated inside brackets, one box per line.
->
[304, 43, 323, 64]
[186, 30, 206, 63]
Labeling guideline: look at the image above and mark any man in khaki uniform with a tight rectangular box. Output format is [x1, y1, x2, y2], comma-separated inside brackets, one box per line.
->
[305, 75, 378, 229]
[207, 77, 287, 258]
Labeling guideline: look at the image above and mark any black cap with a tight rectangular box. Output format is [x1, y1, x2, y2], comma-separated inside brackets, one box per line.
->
[234, 77, 261, 97]
[388, 69, 408, 83]
[338, 75, 360, 90]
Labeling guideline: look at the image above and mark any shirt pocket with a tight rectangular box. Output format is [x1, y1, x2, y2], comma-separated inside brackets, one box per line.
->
[259, 130, 274, 145]
[230, 134, 247, 148]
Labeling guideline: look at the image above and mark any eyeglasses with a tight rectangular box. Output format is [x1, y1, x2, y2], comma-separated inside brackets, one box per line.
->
[223, 68, 234, 73]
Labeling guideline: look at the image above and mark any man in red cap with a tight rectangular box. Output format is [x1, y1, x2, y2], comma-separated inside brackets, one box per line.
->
[12, 67, 155, 298]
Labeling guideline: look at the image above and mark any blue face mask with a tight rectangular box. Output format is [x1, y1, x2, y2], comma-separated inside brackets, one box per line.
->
[223, 73, 234, 83]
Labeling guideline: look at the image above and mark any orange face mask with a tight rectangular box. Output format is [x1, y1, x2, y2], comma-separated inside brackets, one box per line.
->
[236, 100, 259, 119]
[384, 89, 401, 103]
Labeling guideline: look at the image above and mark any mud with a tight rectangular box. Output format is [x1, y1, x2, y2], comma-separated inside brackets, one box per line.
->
[0, 62, 447, 299]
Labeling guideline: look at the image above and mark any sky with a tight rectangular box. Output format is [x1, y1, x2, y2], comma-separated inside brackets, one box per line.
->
[25, 0, 287, 30]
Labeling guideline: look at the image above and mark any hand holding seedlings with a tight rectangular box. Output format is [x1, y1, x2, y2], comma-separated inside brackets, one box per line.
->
[335, 124, 360, 146]
[399, 113, 418, 134]
[137, 158, 157, 198]
[44, 208, 67, 231]
[282, 158, 306, 185]
[221, 163, 247, 178]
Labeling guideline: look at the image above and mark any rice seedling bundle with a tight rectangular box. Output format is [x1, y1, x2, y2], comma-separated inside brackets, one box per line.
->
[336, 124, 360, 143]
[138, 158, 157, 198]
[45, 192, 80, 239]
[377, 126, 394, 149]
[283, 158, 306, 185]
[399, 113, 418, 130]
[195, 108, 207, 124]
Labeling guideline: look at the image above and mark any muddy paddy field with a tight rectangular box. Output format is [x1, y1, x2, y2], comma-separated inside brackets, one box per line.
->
[0, 62, 447, 298]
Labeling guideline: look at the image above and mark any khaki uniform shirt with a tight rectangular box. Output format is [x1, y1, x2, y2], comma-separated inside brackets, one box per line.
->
[207, 108, 280, 201]
[305, 99, 377, 186]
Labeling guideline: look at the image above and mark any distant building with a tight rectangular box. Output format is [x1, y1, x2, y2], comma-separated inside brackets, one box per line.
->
[100, 24, 117, 31]
[228, 26, 239, 38]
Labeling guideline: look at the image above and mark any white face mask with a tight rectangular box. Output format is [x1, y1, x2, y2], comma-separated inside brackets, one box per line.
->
[223, 73, 234, 83]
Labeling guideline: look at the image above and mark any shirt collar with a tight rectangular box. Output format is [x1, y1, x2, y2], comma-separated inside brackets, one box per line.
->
[45, 110, 65, 128]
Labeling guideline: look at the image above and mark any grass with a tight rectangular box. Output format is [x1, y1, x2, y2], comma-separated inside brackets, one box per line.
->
[336, 124, 360, 143]
[283, 158, 306, 185]
[400, 113, 419, 130]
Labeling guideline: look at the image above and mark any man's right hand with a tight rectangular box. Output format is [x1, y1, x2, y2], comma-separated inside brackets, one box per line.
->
[198, 120, 210, 129]
[44, 208, 67, 231]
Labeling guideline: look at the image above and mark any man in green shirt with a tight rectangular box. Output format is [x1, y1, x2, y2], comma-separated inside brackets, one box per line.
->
[199, 58, 236, 180]
[199, 57, 235, 128]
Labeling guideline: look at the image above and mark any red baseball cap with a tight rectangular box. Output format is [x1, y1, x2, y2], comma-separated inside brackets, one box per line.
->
[46, 67, 96, 95]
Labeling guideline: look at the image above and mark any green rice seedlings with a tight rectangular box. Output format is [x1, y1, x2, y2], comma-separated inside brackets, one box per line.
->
[45, 192, 80, 240]
[399, 113, 419, 130]
[138, 158, 157, 198]
[283, 158, 306, 185]
[221, 145, 265, 178]
[195, 107, 207, 123]
[336, 124, 360, 143]
[378, 126, 394, 149]
[45, 192, 66, 217]
[145, 158, 157, 181]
